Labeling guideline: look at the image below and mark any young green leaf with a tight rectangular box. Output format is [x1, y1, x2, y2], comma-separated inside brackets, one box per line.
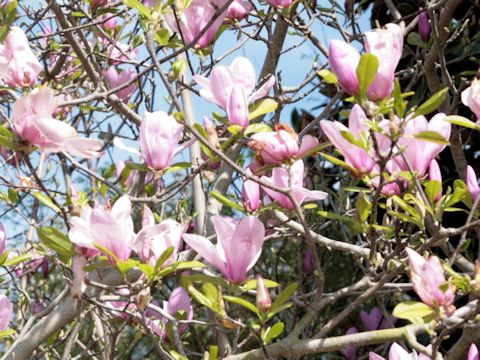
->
[37, 227, 76, 257]
[392, 301, 434, 321]
[248, 99, 278, 120]
[444, 115, 480, 130]
[262, 321, 285, 344]
[356, 53, 379, 95]
[414, 131, 449, 145]
[414, 87, 448, 116]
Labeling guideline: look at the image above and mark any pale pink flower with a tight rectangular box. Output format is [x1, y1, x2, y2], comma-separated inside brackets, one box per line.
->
[0, 295, 12, 331]
[462, 79, 480, 124]
[103, 67, 138, 102]
[369, 342, 431, 360]
[267, 0, 292, 8]
[466, 165, 480, 204]
[468, 344, 479, 360]
[183, 215, 265, 283]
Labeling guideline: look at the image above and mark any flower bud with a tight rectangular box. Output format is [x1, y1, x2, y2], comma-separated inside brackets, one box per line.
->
[256, 275, 272, 313]
[418, 9, 431, 43]
[303, 250, 314, 274]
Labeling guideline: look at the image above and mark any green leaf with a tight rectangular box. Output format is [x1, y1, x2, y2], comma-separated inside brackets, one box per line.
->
[165, 162, 192, 173]
[154, 246, 174, 270]
[425, 180, 442, 204]
[407, 32, 422, 46]
[244, 123, 272, 136]
[262, 322, 284, 345]
[414, 131, 449, 145]
[3, 253, 33, 267]
[183, 274, 229, 287]
[266, 302, 293, 319]
[445, 179, 468, 207]
[414, 87, 449, 116]
[138, 263, 155, 279]
[356, 53, 379, 95]
[392, 301, 434, 321]
[157, 260, 206, 278]
[116, 259, 140, 274]
[0, 250, 8, 266]
[172, 59, 187, 79]
[317, 69, 338, 84]
[125, 162, 149, 172]
[227, 125, 243, 136]
[393, 79, 407, 117]
[32, 192, 61, 213]
[319, 151, 356, 173]
[340, 130, 364, 149]
[208, 346, 219, 360]
[271, 283, 297, 311]
[249, 99, 278, 120]
[356, 194, 371, 222]
[187, 284, 218, 313]
[38, 227, 76, 257]
[170, 350, 188, 360]
[0, 329, 15, 339]
[123, 0, 151, 18]
[242, 278, 279, 291]
[444, 115, 480, 130]
[155, 28, 170, 46]
[211, 191, 244, 211]
[223, 295, 260, 317]
[202, 283, 219, 305]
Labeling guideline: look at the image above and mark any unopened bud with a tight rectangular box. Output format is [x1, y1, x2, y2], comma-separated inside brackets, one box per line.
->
[256, 275, 272, 313]
[303, 250, 314, 274]
[418, 9, 431, 43]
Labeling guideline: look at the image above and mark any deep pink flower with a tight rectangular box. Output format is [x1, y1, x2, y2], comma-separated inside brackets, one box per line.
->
[13, 88, 103, 157]
[418, 9, 431, 42]
[226, 0, 252, 19]
[0, 27, 42, 87]
[183, 215, 265, 283]
[103, 67, 138, 102]
[328, 40, 360, 95]
[360, 307, 396, 331]
[0, 295, 12, 331]
[69, 196, 135, 262]
[340, 327, 358, 360]
[165, 0, 229, 48]
[261, 160, 327, 210]
[267, 0, 292, 8]
[320, 104, 376, 174]
[406, 248, 456, 316]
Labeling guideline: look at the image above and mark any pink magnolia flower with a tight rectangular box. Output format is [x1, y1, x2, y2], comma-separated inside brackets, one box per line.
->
[461, 79, 480, 123]
[13, 88, 103, 158]
[360, 307, 396, 331]
[69, 196, 135, 262]
[101, 15, 117, 30]
[369, 342, 431, 360]
[328, 40, 361, 95]
[405, 248, 456, 316]
[103, 67, 138, 102]
[242, 175, 260, 212]
[340, 327, 358, 360]
[165, 0, 229, 49]
[428, 160, 442, 201]
[256, 275, 272, 313]
[0, 27, 42, 87]
[194, 57, 275, 127]
[92, 0, 111, 6]
[320, 104, 376, 174]
[133, 207, 185, 266]
[183, 215, 266, 283]
[140, 111, 191, 171]
[147, 287, 194, 338]
[0, 295, 12, 331]
[261, 160, 327, 210]
[467, 165, 480, 204]
[0, 223, 5, 256]
[469, 344, 479, 360]
[226, 0, 252, 19]
[364, 23, 403, 100]
[249, 125, 318, 165]
[418, 9, 431, 43]
[328, 23, 403, 99]
[267, 0, 292, 8]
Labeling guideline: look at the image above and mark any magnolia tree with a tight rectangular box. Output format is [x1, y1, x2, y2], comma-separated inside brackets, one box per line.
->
[1, 0, 480, 359]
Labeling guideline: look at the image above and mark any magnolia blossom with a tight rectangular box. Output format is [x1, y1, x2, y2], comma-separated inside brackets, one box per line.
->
[340, 327, 358, 360]
[165, 0, 229, 49]
[242, 172, 260, 212]
[461, 79, 480, 123]
[267, 0, 292, 8]
[364, 23, 404, 100]
[360, 307, 396, 331]
[226, 0, 252, 19]
[103, 67, 138, 102]
[0, 27, 42, 87]
[467, 165, 480, 204]
[0, 295, 12, 331]
[133, 206, 185, 266]
[369, 342, 431, 360]
[194, 57, 275, 127]
[469, 344, 479, 360]
[140, 111, 189, 171]
[13, 88, 103, 158]
[320, 104, 376, 174]
[261, 160, 328, 210]
[328, 23, 403, 99]
[256, 275, 272, 313]
[406, 248, 456, 316]
[69, 196, 135, 262]
[183, 215, 265, 283]
[0, 223, 5, 256]
[147, 287, 194, 338]
[249, 125, 318, 165]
